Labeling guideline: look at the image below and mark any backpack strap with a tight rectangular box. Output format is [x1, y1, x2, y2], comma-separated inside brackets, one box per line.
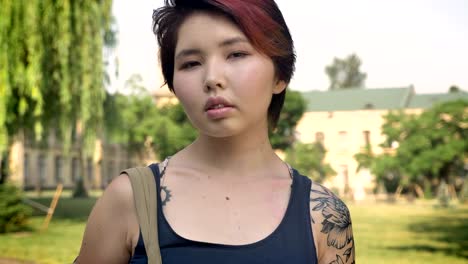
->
[122, 166, 162, 264]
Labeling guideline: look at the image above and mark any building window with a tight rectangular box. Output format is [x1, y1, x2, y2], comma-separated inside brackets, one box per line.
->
[54, 155, 63, 184]
[340, 164, 350, 195]
[315, 132, 325, 144]
[72, 157, 80, 183]
[339, 131, 348, 151]
[101, 162, 107, 189]
[339, 131, 348, 142]
[87, 158, 94, 186]
[363, 130, 371, 146]
[107, 160, 115, 183]
[24, 153, 30, 185]
[38, 154, 46, 186]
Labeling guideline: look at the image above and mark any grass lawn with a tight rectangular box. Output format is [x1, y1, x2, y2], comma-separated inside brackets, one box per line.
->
[0, 194, 467, 264]
[351, 200, 468, 264]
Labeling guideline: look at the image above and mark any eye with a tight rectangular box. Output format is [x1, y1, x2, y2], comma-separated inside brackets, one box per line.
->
[228, 51, 249, 59]
[180, 61, 200, 70]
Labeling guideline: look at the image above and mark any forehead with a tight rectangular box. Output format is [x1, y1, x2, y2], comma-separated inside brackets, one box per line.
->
[175, 12, 247, 52]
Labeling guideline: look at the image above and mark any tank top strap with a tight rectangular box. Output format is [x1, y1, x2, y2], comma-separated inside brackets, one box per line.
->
[281, 168, 313, 231]
[279, 168, 317, 263]
[290, 168, 312, 204]
[148, 162, 164, 224]
[148, 163, 160, 184]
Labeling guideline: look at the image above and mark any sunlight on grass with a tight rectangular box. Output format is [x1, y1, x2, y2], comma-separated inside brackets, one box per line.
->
[0, 218, 84, 264]
[350, 201, 468, 264]
[0, 197, 467, 264]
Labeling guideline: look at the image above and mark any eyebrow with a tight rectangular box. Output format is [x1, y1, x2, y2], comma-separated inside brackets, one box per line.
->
[175, 37, 249, 61]
[219, 37, 249, 47]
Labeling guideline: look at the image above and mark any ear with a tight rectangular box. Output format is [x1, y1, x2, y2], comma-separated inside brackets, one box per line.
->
[272, 80, 287, 94]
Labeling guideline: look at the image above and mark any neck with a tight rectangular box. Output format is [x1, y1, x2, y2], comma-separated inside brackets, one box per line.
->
[179, 124, 282, 177]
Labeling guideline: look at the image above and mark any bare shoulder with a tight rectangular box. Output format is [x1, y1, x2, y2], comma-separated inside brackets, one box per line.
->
[309, 181, 355, 264]
[75, 174, 139, 263]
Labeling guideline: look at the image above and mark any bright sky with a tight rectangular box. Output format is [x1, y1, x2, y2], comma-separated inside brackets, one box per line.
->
[110, 0, 468, 94]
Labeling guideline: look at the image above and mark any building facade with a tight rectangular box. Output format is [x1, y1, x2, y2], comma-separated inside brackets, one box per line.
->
[8, 132, 140, 190]
[296, 86, 467, 199]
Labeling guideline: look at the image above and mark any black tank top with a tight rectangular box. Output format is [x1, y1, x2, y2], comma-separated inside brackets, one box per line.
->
[129, 163, 318, 264]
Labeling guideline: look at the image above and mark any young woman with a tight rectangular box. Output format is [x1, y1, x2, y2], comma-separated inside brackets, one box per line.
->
[76, 0, 355, 263]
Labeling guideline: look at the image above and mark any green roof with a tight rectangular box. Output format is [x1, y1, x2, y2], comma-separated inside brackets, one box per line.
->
[408, 92, 468, 108]
[301, 87, 414, 111]
[301, 87, 468, 112]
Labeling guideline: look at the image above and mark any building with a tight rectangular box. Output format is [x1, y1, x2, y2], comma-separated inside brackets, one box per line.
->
[296, 86, 467, 199]
[8, 131, 140, 191]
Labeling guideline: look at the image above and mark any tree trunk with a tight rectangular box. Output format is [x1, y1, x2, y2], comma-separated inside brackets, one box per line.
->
[437, 180, 450, 207]
[72, 122, 89, 198]
[73, 146, 89, 198]
[394, 185, 403, 199]
[414, 184, 425, 199]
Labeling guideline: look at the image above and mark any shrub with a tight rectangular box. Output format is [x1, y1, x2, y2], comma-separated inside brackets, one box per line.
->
[0, 184, 32, 233]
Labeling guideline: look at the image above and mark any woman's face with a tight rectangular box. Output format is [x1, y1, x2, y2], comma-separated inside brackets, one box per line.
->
[172, 12, 286, 138]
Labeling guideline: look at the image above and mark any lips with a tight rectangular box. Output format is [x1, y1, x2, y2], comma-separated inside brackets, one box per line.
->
[204, 96, 235, 120]
[204, 96, 234, 111]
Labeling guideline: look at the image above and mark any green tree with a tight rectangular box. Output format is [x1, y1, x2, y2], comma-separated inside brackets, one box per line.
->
[0, 1, 44, 183]
[285, 142, 335, 183]
[325, 53, 367, 90]
[354, 142, 404, 194]
[0, 183, 32, 233]
[104, 84, 197, 162]
[0, 0, 113, 194]
[157, 103, 198, 159]
[356, 100, 468, 197]
[270, 89, 306, 150]
[104, 92, 158, 158]
[354, 143, 374, 173]
[370, 154, 402, 194]
[449, 85, 461, 93]
[396, 100, 466, 186]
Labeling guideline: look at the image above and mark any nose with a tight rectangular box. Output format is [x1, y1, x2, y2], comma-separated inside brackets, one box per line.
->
[204, 58, 226, 93]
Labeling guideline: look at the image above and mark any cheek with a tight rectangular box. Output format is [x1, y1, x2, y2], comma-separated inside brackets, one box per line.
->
[230, 60, 276, 103]
[173, 74, 201, 116]
[173, 70, 202, 99]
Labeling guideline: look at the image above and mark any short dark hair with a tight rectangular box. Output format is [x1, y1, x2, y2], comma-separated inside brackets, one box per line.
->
[153, 0, 296, 129]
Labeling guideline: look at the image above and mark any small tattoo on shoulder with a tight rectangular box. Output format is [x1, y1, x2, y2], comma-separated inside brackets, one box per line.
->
[161, 186, 172, 206]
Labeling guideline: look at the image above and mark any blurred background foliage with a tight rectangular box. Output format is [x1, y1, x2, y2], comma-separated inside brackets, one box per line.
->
[0, 0, 114, 198]
[355, 99, 467, 199]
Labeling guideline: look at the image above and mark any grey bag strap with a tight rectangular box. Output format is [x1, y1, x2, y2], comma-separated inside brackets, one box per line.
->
[123, 166, 162, 264]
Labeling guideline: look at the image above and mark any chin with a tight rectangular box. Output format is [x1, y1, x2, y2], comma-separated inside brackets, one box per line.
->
[190, 115, 266, 139]
[194, 122, 246, 139]
[200, 127, 242, 139]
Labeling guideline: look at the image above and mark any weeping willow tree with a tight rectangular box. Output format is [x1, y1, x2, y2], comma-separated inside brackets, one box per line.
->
[0, 1, 43, 183]
[68, 0, 113, 197]
[0, 0, 113, 196]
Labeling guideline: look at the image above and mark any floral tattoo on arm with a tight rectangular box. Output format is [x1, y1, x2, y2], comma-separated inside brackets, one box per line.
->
[310, 184, 355, 264]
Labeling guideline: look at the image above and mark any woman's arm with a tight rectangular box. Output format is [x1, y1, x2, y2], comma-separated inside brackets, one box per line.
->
[75, 174, 139, 264]
[310, 182, 355, 264]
